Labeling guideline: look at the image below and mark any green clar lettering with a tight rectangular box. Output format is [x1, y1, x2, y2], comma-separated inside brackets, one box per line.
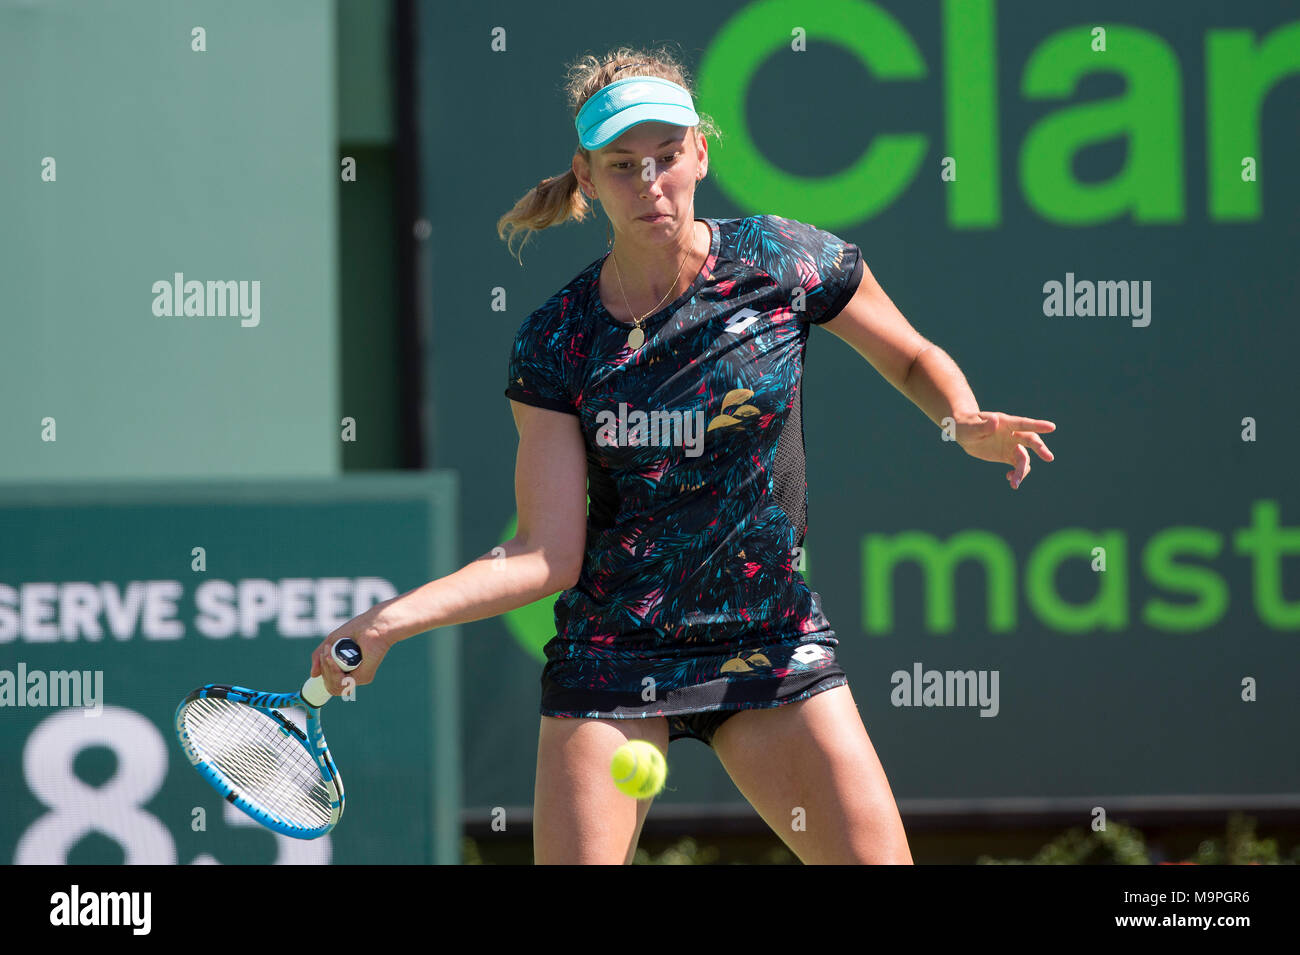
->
[943, 0, 1000, 227]
[1208, 23, 1300, 221]
[1234, 500, 1300, 629]
[699, 0, 928, 229]
[1020, 26, 1185, 226]
[861, 530, 1017, 634]
[700, 2, 1295, 230]
[1141, 528, 1228, 632]
[1025, 529, 1128, 633]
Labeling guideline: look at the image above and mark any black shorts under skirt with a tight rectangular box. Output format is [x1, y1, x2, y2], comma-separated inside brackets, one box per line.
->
[539, 623, 848, 746]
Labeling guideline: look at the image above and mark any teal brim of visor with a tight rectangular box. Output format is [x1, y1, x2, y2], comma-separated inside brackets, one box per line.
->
[575, 76, 700, 151]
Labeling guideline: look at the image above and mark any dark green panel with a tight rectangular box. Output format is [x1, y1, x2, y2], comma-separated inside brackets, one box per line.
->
[416, 0, 1300, 813]
[338, 0, 395, 145]
[339, 146, 402, 470]
[0, 476, 460, 865]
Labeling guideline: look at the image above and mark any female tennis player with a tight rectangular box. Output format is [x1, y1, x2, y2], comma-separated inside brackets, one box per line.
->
[311, 47, 1054, 864]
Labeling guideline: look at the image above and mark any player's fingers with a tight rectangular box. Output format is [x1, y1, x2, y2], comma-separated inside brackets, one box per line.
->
[315, 639, 339, 678]
[315, 646, 329, 689]
[1008, 446, 1030, 488]
[1014, 431, 1055, 462]
[319, 645, 342, 694]
[1006, 416, 1055, 433]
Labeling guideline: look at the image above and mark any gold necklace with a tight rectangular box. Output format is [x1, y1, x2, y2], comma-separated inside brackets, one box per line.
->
[610, 230, 694, 351]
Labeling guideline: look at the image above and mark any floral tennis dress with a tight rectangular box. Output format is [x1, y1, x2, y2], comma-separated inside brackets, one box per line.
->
[505, 214, 865, 743]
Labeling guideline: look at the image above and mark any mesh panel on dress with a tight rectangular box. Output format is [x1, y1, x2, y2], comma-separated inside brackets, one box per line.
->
[771, 374, 808, 544]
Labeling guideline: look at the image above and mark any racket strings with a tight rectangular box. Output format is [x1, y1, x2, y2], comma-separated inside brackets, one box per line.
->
[181, 696, 333, 830]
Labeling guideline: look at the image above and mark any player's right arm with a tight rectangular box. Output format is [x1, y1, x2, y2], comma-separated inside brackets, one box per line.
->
[311, 401, 587, 691]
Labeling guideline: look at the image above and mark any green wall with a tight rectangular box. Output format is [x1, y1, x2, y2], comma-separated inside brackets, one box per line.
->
[417, 0, 1300, 814]
[0, 476, 461, 865]
[337, 0, 403, 471]
[0, 0, 338, 481]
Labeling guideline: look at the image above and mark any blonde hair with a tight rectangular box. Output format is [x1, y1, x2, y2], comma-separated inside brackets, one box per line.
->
[496, 45, 722, 263]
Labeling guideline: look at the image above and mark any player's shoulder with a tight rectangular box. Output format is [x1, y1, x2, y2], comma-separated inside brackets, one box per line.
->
[723, 212, 817, 233]
[718, 213, 826, 259]
[754, 212, 826, 246]
[716, 213, 839, 285]
[513, 256, 604, 343]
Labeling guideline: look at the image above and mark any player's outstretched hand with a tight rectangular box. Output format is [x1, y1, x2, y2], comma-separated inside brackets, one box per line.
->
[309, 606, 393, 696]
[953, 411, 1056, 490]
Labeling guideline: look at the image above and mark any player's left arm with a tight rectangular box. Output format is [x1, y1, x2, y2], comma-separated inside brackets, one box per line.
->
[818, 257, 1056, 490]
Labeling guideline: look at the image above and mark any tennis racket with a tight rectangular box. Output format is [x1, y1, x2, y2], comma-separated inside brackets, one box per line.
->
[174, 638, 363, 840]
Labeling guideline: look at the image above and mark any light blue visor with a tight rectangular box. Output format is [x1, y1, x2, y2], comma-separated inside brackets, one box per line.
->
[575, 76, 700, 151]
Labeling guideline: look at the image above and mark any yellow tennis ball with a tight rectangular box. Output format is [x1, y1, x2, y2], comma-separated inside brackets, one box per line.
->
[610, 739, 667, 799]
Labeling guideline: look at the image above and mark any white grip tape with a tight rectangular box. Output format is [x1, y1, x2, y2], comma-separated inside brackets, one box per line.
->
[300, 640, 362, 708]
[301, 675, 330, 708]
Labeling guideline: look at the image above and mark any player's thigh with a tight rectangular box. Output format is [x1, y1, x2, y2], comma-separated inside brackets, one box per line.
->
[533, 715, 669, 865]
[711, 683, 912, 864]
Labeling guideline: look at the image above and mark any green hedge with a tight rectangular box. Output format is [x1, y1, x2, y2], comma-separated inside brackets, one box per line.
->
[978, 813, 1299, 865]
[461, 813, 1300, 864]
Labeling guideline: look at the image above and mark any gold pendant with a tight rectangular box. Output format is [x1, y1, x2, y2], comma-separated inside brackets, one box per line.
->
[627, 326, 645, 350]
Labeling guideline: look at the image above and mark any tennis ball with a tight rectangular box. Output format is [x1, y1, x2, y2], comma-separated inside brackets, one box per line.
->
[610, 739, 667, 799]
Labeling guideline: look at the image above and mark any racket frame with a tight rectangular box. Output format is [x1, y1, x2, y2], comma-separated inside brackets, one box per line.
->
[175, 684, 345, 840]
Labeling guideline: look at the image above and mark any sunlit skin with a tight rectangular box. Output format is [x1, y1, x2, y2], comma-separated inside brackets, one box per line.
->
[572, 120, 711, 323]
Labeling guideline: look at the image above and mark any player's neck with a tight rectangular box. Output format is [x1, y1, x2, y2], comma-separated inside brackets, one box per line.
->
[602, 220, 707, 323]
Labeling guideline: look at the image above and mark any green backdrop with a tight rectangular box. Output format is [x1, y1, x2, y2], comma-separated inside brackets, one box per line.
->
[0, 0, 338, 480]
[417, 0, 1300, 815]
[0, 476, 461, 865]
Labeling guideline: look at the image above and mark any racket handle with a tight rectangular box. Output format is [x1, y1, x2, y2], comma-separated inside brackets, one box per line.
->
[301, 638, 365, 708]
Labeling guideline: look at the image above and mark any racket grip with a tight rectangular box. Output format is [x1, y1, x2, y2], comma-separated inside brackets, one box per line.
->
[301, 638, 365, 708]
